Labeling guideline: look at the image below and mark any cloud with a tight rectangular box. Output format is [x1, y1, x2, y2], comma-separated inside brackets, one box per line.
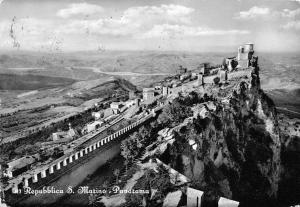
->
[280, 8, 300, 29]
[281, 8, 300, 18]
[0, 4, 252, 50]
[0, 0, 4, 4]
[235, 6, 271, 19]
[57, 4, 196, 37]
[0, 4, 197, 40]
[290, 0, 300, 3]
[58, 4, 249, 39]
[139, 24, 250, 39]
[282, 20, 300, 30]
[121, 4, 195, 25]
[56, 3, 104, 18]
[236, 6, 300, 21]
[58, 19, 137, 36]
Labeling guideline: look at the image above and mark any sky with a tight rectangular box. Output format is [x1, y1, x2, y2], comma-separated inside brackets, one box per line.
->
[0, 0, 299, 52]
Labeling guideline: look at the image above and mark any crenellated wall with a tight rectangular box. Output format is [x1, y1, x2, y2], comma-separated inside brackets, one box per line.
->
[165, 69, 251, 98]
[203, 74, 219, 84]
[227, 68, 252, 80]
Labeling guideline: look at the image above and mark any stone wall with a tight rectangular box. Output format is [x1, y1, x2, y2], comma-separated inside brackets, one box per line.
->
[227, 68, 252, 80]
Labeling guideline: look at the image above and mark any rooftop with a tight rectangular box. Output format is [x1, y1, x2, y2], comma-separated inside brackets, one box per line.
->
[143, 88, 155, 92]
[7, 155, 39, 171]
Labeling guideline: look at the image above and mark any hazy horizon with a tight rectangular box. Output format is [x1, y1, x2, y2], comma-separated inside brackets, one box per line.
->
[1, 48, 300, 54]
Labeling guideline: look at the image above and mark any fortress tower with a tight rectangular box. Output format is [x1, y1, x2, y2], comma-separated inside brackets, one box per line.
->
[237, 43, 254, 68]
[143, 88, 155, 102]
[196, 74, 203, 86]
[162, 86, 169, 96]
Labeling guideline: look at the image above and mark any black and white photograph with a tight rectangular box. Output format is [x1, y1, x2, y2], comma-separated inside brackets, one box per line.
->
[0, 0, 299, 206]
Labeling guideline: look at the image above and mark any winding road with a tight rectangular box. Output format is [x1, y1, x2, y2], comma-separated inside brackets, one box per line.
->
[68, 66, 172, 76]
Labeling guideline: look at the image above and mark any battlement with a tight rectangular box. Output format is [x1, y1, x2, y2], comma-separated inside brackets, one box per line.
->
[237, 43, 255, 68]
[161, 65, 254, 99]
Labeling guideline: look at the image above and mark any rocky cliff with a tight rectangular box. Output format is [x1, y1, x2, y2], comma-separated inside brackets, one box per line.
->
[159, 66, 283, 206]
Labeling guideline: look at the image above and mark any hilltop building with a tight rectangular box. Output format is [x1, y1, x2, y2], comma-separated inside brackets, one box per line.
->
[129, 91, 138, 100]
[237, 43, 254, 68]
[81, 120, 104, 134]
[143, 88, 155, 102]
[177, 65, 187, 74]
[180, 73, 191, 81]
[110, 99, 139, 114]
[197, 63, 211, 75]
[219, 70, 228, 82]
[4, 154, 40, 178]
[92, 111, 103, 120]
[110, 102, 126, 114]
[154, 85, 162, 91]
[196, 74, 203, 86]
[103, 108, 114, 118]
[52, 123, 77, 141]
[162, 87, 169, 96]
[224, 57, 238, 71]
[223, 43, 256, 70]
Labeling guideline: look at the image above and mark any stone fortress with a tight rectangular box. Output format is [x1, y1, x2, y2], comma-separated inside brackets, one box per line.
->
[142, 43, 258, 104]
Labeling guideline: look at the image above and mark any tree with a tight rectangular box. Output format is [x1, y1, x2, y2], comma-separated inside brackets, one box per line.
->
[88, 193, 98, 206]
[150, 121, 158, 130]
[157, 106, 172, 126]
[121, 139, 133, 162]
[113, 169, 120, 184]
[120, 136, 138, 162]
[158, 99, 192, 127]
[14, 144, 37, 155]
[138, 126, 150, 147]
[213, 77, 220, 85]
[107, 128, 114, 136]
[125, 168, 173, 207]
[124, 159, 129, 174]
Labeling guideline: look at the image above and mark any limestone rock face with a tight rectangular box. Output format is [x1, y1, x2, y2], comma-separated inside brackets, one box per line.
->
[160, 67, 282, 206]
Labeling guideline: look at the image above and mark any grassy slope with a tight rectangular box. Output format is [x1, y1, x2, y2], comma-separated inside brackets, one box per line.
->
[0, 77, 136, 140]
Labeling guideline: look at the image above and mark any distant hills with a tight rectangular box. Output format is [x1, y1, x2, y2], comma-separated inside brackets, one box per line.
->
[0, 73, 75, 90]
[0, 50, 299, 116]
[0, 50, 229, 77]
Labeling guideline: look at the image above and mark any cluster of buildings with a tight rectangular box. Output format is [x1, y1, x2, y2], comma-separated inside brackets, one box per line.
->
[2, 125, 78, 178]
[2, 94, 145, 181]
[110, 99, 138, 114]
[82, 98, 140, 134]
[51, 123, 77, 141]
[3, 154, 40, 178]
[146, 43, 257, 100]
[225, 43, 257, 71]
